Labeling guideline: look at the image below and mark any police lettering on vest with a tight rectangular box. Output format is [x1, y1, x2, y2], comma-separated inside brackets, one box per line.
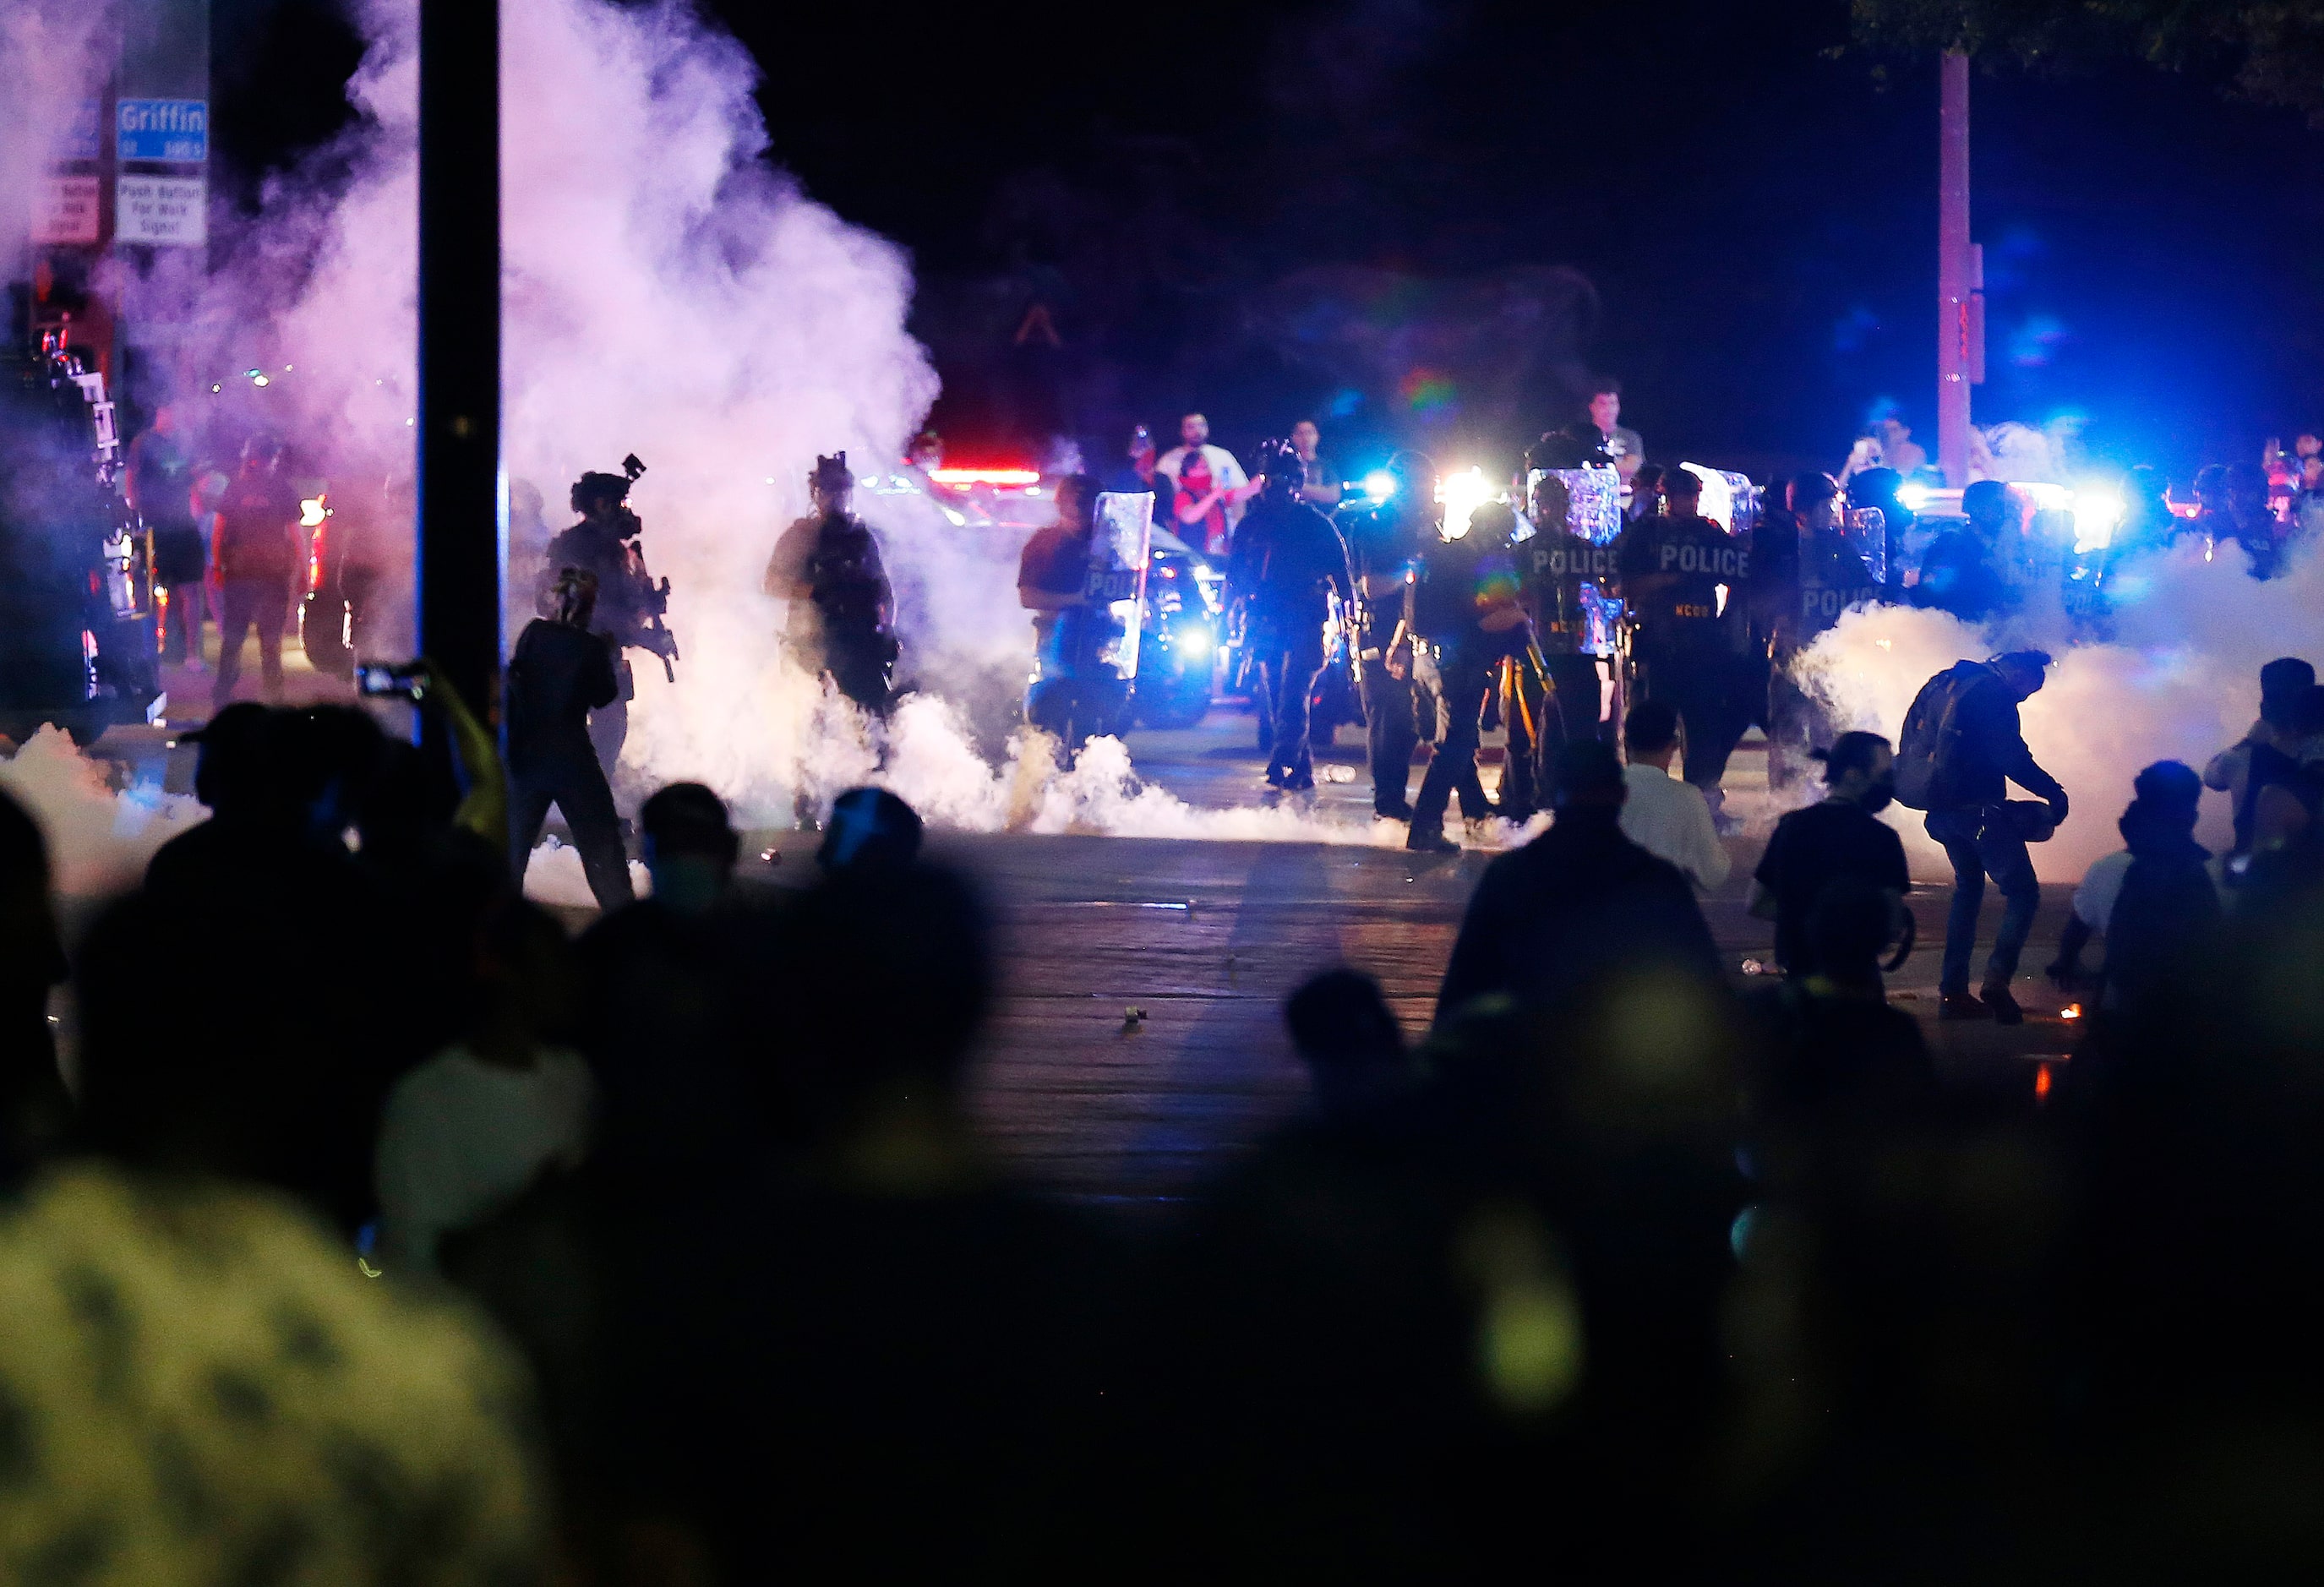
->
[1528, 533, 1618, 650]
[1798, 532, 1879, 635]
[1619, 515, 1747, 643]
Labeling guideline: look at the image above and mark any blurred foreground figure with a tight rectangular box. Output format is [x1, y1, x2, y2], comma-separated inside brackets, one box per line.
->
[375, 898, 593, 1274]
[1284, 967, 1416, 1115]
[507, 567, 635, 913]
[617, 859, 1116, 1577]
[0, 889, 546, 1584]
[1437, 739, 1720, 1019]
[0, 788, 68, 1181]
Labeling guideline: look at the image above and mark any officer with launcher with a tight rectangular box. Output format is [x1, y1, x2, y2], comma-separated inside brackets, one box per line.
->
[541, 456, 677, 776]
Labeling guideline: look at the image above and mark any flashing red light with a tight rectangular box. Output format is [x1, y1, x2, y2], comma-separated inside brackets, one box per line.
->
[2034, 1064, 2053, 1101]
[929, 467, 1041, 487]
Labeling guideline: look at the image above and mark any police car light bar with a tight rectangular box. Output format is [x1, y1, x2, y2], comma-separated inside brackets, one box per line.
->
[930, 467, 1042, 487]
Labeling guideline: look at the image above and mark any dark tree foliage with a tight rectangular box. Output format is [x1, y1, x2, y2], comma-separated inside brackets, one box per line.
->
[1852, 0, 2324, 124]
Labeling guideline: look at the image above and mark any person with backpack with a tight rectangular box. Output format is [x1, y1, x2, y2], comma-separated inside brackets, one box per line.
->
[1892, 650, 2068, 1023]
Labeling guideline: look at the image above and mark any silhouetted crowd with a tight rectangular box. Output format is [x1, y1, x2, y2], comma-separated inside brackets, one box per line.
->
[7, 684, 2324, 1583]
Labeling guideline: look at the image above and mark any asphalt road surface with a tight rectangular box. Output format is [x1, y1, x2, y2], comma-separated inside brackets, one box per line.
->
[85, 647, 2081, 1205]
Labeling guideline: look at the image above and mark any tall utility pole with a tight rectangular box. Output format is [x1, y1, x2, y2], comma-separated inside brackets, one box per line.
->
[416, 0, 503, 722]
[1936, 51, 1983, 486]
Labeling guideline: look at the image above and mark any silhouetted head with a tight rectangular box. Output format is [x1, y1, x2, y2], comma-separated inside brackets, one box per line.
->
[1253, 438, 1304, 500]
[1991, 649, 2053, 701]
[548, 565, 599, 628]
[1624, 699, 1681, 761]
[1530, 472, 1571, 528]
[1661, 467, 1702, 511]
[641, 782, 739, 913]
[1053, 472, 1101, 533]
[1961, 479, 2018, 537]
[1814, 730, 1896, 809]
[570, 470, 630, 517]
[780, 861, 994, 1122]
[810, 452, 854, 514]
[1552, 739, 1627, 812]
[1285, 968, 1410, 1112]
[817, 786, 925, 872]
[185, 701, 276, 818]
[2263, 657, 2320, 728]
[1791, 471, 1841, 532]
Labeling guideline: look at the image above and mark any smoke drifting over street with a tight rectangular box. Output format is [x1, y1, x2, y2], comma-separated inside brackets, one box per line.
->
[1798, 538, 2324, 881]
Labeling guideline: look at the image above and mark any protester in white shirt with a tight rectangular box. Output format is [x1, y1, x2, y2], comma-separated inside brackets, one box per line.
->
[1616, 700, 1731, 890]
[376, 899, 595, 1273]
[1155, 412, 1253, 528]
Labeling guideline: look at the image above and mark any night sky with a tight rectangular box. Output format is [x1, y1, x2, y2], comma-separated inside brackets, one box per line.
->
[215, 0, 2324, 482]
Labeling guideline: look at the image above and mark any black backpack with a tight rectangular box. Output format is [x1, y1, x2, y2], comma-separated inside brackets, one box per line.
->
[1893, 662, 1983, 811]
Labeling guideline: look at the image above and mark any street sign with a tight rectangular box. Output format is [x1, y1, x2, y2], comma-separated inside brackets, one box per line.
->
[115, 174, 206, 246]
[116, 98, 208, 163]
[33, 176, 101, 245]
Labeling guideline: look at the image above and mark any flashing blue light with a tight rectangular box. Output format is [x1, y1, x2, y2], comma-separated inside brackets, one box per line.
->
[1897, 483, 1931, 513]
[1173, 628, 1214, 660]
[1362, 470, 1396, 501]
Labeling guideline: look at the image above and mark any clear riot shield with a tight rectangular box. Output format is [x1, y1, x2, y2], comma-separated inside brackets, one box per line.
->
[1841, 504, 1889, 588]
[1088, 491, 1152, 680]
[1680, 463, 1761, 540]
[1037, 492, 1153, 684]
[1530, 464, 1624, 657]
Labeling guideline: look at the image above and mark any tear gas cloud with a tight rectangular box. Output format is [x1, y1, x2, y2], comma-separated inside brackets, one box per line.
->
[1796, 537, 2322, 882]
[5, 0, 2310, 890]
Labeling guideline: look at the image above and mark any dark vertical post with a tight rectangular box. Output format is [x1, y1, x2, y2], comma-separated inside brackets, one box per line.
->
[1936, 50, 1972, 488]
[417, 0, 502, 717]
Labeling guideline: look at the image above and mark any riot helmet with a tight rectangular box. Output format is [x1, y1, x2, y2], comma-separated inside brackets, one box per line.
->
[1252, 437, 1305, 499]
[811, 451, 855, 513]
[570, 470, 631, 516]
[241, 432, 285, 470]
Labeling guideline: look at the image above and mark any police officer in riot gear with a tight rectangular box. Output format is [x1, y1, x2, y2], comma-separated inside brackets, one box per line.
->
[1401, 499, 1525, 853]
[1523, 472, 1618, 757]
[1340, 450, 1432, 818]
[1229, 439, 1351, 792]
[543, 466, 663, 773]
[764, 452, 899, 715]
[1765, 472, 1880, 791]
[1616, 468, 1750, 819]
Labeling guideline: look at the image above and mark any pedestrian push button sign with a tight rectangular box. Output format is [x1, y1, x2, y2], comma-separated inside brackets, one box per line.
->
[117, 100, 208, 164]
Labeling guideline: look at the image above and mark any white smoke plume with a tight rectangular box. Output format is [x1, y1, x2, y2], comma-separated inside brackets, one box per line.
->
[1795, 537, 2321, 882]
[0, 727, 204, 897]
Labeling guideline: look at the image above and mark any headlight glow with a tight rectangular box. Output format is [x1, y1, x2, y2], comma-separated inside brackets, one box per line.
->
[1433, 466, 1492, 541]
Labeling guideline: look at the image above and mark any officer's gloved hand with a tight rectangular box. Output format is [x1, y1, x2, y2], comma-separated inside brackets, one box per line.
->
[2048, 793, 2070, 826]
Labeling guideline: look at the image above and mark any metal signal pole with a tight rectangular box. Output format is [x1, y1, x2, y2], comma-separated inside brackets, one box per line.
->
[1937, 50, 1983, 487]
[417, 0, 503, 720]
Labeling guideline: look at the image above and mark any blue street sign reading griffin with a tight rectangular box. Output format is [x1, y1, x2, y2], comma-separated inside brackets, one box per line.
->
[117, 100, 208, 163]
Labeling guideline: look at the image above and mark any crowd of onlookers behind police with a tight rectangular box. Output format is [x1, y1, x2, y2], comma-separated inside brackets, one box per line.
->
[6, 610, 2324, 1577]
